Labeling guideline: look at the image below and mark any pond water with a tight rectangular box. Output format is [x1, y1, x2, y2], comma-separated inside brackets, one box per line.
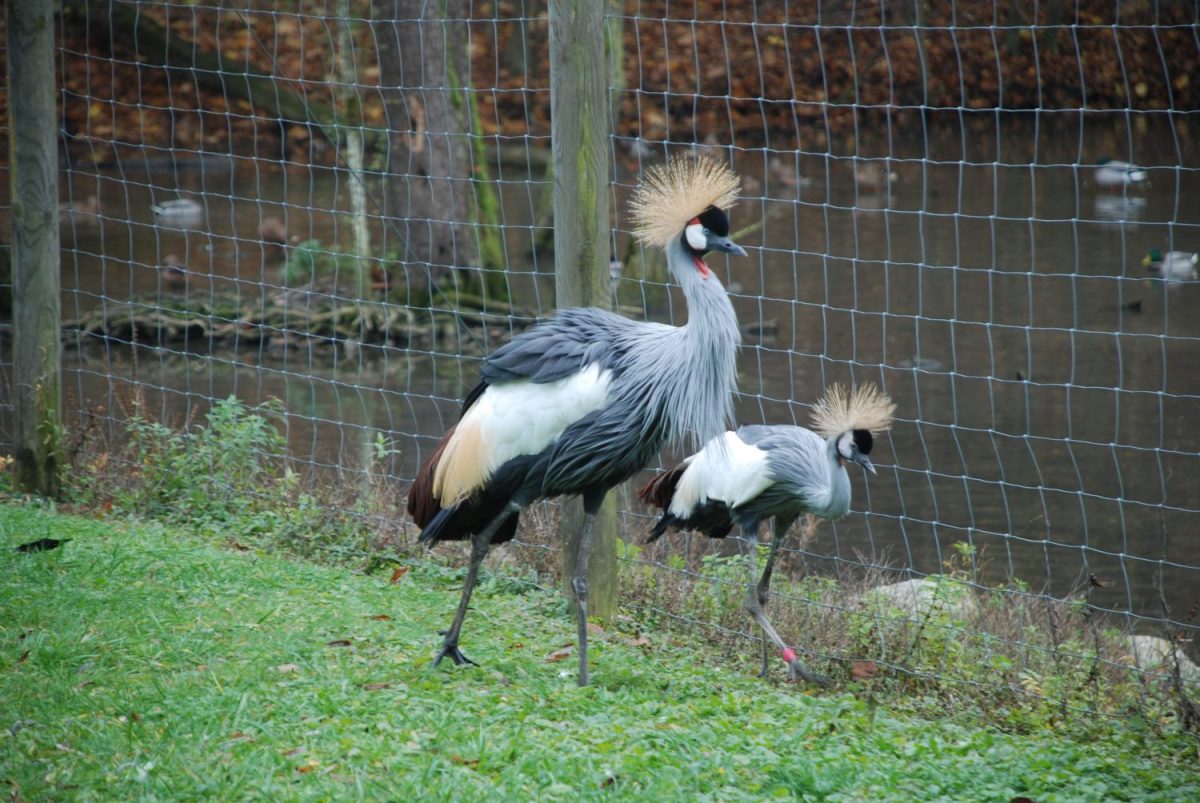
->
[3, 111, 1198, 630]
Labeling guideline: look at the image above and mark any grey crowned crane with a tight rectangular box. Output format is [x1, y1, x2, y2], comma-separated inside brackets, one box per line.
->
[639, 383, 895, 685]
[407, 156, 747, 686]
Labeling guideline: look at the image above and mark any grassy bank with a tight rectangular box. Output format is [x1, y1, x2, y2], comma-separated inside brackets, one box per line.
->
[1, 502, 1196, 800]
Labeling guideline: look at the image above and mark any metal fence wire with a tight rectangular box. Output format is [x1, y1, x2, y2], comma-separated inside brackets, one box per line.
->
[2, 1, 1199, 708]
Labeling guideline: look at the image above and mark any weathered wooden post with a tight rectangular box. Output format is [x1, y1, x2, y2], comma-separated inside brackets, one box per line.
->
[7, 0, 61, 498]
[549, 0, 617, 620]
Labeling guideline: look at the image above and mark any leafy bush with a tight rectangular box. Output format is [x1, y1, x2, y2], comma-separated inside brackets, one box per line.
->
[61, 394, 405, 558]
[283, 238, 365, 286]
[120, 395, 286, 525]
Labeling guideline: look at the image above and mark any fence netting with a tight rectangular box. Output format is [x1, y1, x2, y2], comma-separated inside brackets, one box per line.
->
[1, 1, 1198, 715]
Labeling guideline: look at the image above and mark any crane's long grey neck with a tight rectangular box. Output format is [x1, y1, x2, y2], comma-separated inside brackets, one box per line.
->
[655, 238, 741, 452]
[824, 436, 853, 517]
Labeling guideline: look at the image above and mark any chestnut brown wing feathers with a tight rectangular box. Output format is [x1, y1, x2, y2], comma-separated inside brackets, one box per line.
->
[407, 424, 456, 529]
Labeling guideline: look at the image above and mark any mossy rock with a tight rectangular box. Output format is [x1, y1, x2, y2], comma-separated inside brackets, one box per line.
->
[860, 576, 980, 621]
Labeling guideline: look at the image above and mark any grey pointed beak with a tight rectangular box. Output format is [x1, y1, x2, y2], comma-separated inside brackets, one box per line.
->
[707, 235, 747, 257]
[851, 452, 876, 475]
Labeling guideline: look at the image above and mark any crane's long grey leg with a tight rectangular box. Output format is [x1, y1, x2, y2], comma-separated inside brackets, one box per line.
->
[757, 519, 788, 678]
[741, 525, 830, 687]
[434, 503, 520, 667]
[572, 509, 599, 688]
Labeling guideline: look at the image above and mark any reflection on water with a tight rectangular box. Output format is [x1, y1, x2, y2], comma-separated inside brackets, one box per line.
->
[1094, 194, 1148, 227]
[2, 112, 1198, 629]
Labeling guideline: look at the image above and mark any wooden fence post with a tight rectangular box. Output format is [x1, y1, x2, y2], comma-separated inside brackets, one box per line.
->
[549, 0, 616, 621]
[7, 0, 61, 498]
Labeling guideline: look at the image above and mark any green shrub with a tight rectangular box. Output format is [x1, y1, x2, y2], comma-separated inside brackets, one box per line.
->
[121, 395, 286, 527]
[283, 238, 366, 286]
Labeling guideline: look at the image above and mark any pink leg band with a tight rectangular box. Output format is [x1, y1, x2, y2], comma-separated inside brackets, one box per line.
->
[781, 647, 797, 663]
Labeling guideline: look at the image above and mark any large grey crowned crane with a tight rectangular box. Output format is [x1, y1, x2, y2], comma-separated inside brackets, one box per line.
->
[407, 155, 747, 686]
[639, 383, 895, 685]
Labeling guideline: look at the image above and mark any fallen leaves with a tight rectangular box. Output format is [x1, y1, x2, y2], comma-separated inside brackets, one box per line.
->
[325, 639, 353, 648]
[275, 663, 299, 674]
[40, 1, 1199, 168]
[851, 661, 879, 681]
[545, 644, 574, 663]
[389, 567, 409, 584]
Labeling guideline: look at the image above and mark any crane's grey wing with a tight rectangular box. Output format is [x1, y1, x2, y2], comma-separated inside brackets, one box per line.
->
[735, 424, 782, 447]
[482, 308, 641, 384]
[734, 424, 830, 507]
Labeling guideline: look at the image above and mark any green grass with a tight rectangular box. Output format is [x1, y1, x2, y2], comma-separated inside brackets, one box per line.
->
[1, 503, 1196, 801]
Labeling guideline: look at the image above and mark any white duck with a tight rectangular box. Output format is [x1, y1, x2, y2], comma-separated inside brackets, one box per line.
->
[1095, 158, 1148, 190]
[151, 197, 205, 227]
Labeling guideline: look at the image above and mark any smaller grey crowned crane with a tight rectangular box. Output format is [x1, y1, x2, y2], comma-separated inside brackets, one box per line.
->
[408, 156, 747, 686]
[639, 383, 895, 685]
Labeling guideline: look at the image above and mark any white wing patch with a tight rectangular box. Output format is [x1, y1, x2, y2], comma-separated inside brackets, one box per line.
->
[433, 364, 613, 505]
[668, 431, 773, 517]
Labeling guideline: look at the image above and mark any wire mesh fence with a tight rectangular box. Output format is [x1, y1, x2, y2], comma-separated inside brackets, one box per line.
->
[2, 1, 1199, 714]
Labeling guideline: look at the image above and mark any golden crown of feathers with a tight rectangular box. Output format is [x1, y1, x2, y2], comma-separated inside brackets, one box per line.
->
[811, 383, 896, 438]
[629, 155, 740, 249]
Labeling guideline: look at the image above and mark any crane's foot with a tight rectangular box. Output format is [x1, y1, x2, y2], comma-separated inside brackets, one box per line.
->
[781, 647, 832, 687]
[434, 632, 478, 667]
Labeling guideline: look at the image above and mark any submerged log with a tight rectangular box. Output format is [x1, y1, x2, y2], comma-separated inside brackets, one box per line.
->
[60, 289, 539, 353]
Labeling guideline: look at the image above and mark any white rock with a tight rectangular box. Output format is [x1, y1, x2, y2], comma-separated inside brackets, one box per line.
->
[862, 576, 979, 620]
[1123, 635, 1200, 683]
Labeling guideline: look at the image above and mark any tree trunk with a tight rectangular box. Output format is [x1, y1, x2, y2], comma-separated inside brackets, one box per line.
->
[550, 0, 616, 622]
[371, 0, 480, 289]
[8, 0, 62, 498]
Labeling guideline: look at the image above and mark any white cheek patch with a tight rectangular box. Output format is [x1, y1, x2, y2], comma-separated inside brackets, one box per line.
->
[685, 223, 706, 251]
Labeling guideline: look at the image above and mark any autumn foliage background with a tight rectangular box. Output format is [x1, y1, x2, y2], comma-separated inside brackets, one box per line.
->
[3, 1, 1196, 167]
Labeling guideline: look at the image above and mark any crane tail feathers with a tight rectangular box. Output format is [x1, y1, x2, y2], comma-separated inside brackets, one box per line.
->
[417, 506, 454, 546]
[645, 516, 674, 543]
[418, 504, 519, 548]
